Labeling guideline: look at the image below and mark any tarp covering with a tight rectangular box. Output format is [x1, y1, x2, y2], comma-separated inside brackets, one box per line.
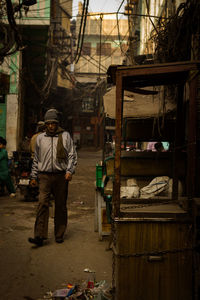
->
[103, 86, 176, 119]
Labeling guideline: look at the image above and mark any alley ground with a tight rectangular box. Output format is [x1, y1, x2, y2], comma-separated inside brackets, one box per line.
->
[0, 148, 112, 300]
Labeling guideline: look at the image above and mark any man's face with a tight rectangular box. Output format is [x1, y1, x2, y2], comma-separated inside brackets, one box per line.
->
[46, 122, 58, 134]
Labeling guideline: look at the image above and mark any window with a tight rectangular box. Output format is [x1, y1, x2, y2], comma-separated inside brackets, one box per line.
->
[96, 43, 111, 56]
[82, 43, 91, 56]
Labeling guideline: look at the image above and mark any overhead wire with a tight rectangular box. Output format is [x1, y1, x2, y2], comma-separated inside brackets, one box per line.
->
[3, 0, 24, 58]
[73, 0, 124, 64]
[3, 1, 126, 79]
[74, 3, 127, 77]
[77, 25, 129, 73]
[6, 1, 73, 97]
[75, 11, 128, 72]
[1, 1, 73, 99]
[74, 0, 89, 64]
[3, 46, 59, 103]
[3, 1, 163, 97]
[73, 0, 87, 63]
[145, 0, 159, 35]
[0, 0, 7, 18]
[41, 58, 57, 94]
[76, 53, 107, 74]
[77, 52, 109, 74]
[57, 62, 77, 85]
[116, 0, 126, 54]
[17, 2, 171, 20]
[96, 16, 126, 50]
[91, 27, 129, 65]
[100, 28, 129, 63]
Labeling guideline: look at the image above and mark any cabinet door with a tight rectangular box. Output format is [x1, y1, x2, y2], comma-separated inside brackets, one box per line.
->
[115, 221, 193, 300]
[116, 251, 193, 300]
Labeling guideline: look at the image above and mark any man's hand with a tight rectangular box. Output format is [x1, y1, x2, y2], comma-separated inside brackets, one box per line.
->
[65, 172, 72, 181]
[30, 179, 37, 187]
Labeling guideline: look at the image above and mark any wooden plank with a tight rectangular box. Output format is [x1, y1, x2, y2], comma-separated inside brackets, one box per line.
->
[108, 61, 200, 87]
[118, 61, 200, 77]
[115, 219, 193, 300]
[187, 76, 198, 204]
[119, 211, 190, 219]
[105, 154, 186, 177]
[120, 203, 187, 213]
[113, 71, 123, 217]
[172, 84, 184, 199]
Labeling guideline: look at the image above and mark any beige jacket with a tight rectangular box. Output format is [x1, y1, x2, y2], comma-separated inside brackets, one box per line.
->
[30, 132, 42, 159]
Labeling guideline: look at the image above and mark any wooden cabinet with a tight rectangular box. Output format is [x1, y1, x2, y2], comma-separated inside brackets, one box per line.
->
[114, 204, 193, 300]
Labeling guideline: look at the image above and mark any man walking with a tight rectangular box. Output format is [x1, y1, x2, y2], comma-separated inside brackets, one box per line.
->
[28, 109, 77, 246]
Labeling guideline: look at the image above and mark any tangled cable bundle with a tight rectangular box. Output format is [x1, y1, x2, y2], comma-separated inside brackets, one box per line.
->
[154, 0, 200, 63]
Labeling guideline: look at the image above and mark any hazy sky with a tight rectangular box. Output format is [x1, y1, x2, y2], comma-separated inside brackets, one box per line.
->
[72, 0, 126, 17]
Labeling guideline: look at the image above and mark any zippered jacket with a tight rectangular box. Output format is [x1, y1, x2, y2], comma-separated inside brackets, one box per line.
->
[31, 131, 77, 179]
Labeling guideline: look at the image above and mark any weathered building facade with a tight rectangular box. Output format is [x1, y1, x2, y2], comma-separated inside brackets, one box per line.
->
[0, 0, 73, 153]
[125, 0, 196, 64]
[72, 2, 128, 147]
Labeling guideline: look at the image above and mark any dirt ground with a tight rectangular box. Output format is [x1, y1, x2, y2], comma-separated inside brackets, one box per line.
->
[0, 148, 112, 300]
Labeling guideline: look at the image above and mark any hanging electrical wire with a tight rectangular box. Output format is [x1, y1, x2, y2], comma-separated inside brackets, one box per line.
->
[78, 53, 107, 74]
[154, 0, 199, 62]
[42, 58, 57, 94]
[116, 0, 126, 55]
[75, 13, 129, 73]
[0, 0, 24, 62]
[145, 0, 159, 35]
[76, 0, 89, 63]
[74, 0, 86, 62]
[0, 0, 7, 19]
[100, 28, 129, 63]
[78, 28, 129, 73]
[6, 0, 23, 48]
[74, 0, 90, 64]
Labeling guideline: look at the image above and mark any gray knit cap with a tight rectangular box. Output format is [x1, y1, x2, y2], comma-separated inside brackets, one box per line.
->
[44, 109, 59, 123]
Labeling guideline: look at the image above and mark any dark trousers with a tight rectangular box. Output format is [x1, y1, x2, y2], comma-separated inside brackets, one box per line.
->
[34, 173, 68, 240]
[0, 174, 16, 194]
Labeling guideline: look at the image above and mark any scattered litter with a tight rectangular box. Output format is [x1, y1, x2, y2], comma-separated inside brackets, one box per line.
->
[67, 284, 73, 289]
[45, 280, 111, 300]
[84, 268, 95, 273]
[43, 291, 53, 299]
[52, 288, 71, 298]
